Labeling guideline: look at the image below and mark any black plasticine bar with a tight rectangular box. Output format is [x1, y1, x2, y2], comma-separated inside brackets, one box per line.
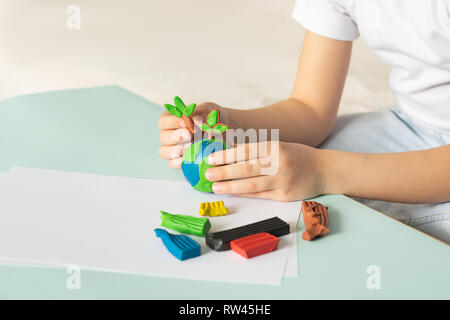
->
[205, 217, 290, 251]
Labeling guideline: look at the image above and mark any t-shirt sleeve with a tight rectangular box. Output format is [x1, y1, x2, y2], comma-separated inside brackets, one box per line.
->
[292, 0, 359, 41]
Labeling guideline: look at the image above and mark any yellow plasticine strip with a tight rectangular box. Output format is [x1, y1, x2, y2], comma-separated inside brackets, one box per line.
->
[199, 201, 229, 217]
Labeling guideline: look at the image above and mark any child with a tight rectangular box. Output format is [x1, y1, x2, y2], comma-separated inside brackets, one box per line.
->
[158, 0, 450, 243]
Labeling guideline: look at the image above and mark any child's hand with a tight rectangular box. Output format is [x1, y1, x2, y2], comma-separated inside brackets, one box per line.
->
[205, 142, 328, 201]
[158, 102, 224, 169]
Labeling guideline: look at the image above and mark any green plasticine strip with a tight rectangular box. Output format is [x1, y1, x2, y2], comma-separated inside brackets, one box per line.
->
[160, 210, 211, 237]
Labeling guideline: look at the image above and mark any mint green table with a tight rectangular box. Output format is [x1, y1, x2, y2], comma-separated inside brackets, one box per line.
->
[0, 86, 448, 299]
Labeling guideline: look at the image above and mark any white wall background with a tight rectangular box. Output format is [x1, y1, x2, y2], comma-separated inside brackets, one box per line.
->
[0, 0, 396, 113]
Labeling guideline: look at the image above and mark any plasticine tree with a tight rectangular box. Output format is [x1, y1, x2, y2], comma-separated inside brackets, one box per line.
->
[164, 96, 229, 193]
[200, 110, 228, 140]
[164, 96, 197, 134]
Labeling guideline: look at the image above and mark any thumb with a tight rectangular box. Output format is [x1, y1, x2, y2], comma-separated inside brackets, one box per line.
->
[192, 114, 204, 125]
[191, 102, 222, 123]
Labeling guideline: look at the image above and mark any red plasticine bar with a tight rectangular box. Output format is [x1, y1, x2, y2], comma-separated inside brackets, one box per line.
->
[230, 233, 280, 259]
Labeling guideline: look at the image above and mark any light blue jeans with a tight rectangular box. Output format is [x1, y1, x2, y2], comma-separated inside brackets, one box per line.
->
[319, 107, 450, 244]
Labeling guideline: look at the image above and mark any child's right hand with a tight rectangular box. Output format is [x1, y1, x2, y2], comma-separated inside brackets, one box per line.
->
[158, 102, 224, 169]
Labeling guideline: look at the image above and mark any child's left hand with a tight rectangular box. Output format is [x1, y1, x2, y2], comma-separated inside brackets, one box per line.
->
[205, 141, 329, 201]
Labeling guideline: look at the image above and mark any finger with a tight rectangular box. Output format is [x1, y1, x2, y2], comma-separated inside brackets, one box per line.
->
[168, 157, 183, 169]
[159, 128, 192, 145]
[192, 115, 203, 124]
[235, 190, 276, 200]
[158, 111, 186, 130]
[212, 176, 274, 195]
[191, 102, 220, 123]
[159, 143, 190, 160]
[208, 142, 273, 166]
[236, 190, 295, 202]
[205, 162, 261, 182]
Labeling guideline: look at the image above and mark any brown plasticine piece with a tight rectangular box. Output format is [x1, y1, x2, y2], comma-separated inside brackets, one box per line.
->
[301, 201, 330, 241]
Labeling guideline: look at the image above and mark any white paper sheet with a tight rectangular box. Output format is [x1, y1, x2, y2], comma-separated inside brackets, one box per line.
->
[0, 167, 300, 285]
[284, 232, 298, 277]
[0, 171, 9, 184]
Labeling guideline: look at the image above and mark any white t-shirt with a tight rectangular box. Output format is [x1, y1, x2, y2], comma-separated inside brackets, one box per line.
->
[293, 0, 450, 133]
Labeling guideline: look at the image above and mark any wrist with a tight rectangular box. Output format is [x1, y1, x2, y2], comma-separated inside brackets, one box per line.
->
[220, 107, 242, 130]
[315, 149, 344, 195]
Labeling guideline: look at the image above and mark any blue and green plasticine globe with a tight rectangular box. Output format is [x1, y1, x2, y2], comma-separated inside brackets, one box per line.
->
[181, 139, 227, 192]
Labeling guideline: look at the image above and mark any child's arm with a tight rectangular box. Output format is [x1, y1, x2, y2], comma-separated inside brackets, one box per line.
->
[159, 30, 450, 204]
[202, 32, 450, 204]
[206, 142, 450, 203]
[324, 146, 450, 203]
[224, 31, 352, 146]
[158, 31, 352, 169]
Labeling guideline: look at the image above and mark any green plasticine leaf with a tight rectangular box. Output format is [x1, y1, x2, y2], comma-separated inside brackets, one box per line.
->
[201, 123, 213, 132]
[207, 110, 218, 127]
[212, 124, 228, 133]
[160, 210, 211, 237]
[173, 96, 186, 111]
[183, 103, 197, 117]
[164, 104, 182, 118]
